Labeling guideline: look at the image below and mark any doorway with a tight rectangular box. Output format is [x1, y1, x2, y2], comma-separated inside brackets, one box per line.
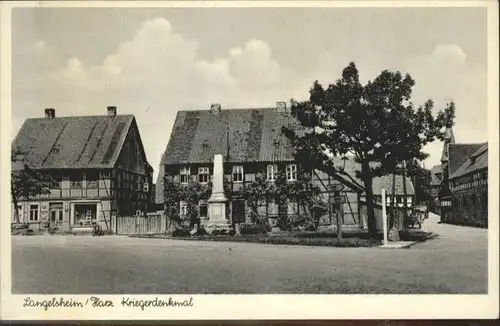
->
[232, 200, 246, 225]
[49, 203, 64, 230]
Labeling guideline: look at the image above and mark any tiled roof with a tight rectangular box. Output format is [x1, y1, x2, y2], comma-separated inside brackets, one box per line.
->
[448, 143, 484, 178]
[161, 108, 300, 165]
[450, 143, 488, 179]
[12, 115, 134, 169]
[430, 164, 443, 186]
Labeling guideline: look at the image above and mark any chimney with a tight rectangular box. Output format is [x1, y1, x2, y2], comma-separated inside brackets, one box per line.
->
[276, 101, 287, 112]
[107, 106, 117, 117]
[44, 108, 55, 119]
[209, 103, 221, 114]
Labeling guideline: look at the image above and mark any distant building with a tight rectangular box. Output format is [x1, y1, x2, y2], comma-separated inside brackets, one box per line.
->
[157, 103, 414, 230]
[439, 126, 488, 227]
[429, 164, 443, 214]
[11, 107, 153, 233]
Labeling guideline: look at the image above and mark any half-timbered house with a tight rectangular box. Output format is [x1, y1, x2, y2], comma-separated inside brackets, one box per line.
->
[11, 107, 153, 233]
[448, 143, 488, 227]
[157, 103, 415, 230]
[438, 125, 488, 227]
[429, 164, 443, 214]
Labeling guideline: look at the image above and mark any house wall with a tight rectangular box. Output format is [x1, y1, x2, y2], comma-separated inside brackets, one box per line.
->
[447, 168, 488, 227]
[114, 168, 150, 216]
[164, 162, 363, 227]
[114, 121, 154, 213]
[12, 198, 113, 232]
[12, 166, 151, 232]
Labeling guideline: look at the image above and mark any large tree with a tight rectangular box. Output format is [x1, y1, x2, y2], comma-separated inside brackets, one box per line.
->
[11, 147, 53, 224]
[283, 62, 455, 238]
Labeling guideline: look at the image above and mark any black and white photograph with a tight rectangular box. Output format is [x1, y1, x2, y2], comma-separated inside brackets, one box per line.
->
[1, 0, 498, 321]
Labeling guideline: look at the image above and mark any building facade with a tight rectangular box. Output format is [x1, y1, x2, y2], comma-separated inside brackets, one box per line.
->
[12, 107, 153, 233]
[157, 103, 415, 230]
[438, 126, 488, 227]
[448, 143, 488, 227]
[429, 164, 443, 214]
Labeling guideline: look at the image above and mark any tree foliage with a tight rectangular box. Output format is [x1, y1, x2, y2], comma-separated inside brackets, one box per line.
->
[241, 169, 327, 231]
[11, 147, 54, 224]
[283, 62, 455, 237]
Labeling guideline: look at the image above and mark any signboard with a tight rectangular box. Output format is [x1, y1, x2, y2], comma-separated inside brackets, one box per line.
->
[328, 184, 345, 192]
[329, 196, 345, 204]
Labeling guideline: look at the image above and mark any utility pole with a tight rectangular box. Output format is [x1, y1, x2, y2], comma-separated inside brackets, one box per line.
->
[402, 160, 408, 229]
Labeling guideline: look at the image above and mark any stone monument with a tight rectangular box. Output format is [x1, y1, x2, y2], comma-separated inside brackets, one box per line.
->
[206, 154, 232, 233]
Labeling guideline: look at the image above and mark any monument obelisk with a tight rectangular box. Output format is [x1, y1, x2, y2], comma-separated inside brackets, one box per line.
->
[206, 154, 231, 233]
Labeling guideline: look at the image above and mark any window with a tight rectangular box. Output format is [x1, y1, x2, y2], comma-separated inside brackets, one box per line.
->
[74, 204, 97, 226]
[286, 164, 297, 181]
[180, 167, 190, 184]
[287, 201, 298, 215]
[136, 176, 142, 191]
[198, 167, 210, 183]
[180, 201, 188, 217]
[50, 175, 62, 189]
[268, 200, 278, 216]
[199, 201, 208, 218]
[232, 165, 244, 183]
[267, 164, 278, 181]
[86, 171, 99, 189]
[70, 178, 82, 188]
[29, 204, 39, 221]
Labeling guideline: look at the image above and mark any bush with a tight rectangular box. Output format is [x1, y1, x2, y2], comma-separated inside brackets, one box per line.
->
[195, 227, 208, 236]
[211, 228, 235, 236]
[304, 222, 316, 231]
[441, 217, 487, 228]
[172, 228, 191, 237]
[241, 223, 268, 235]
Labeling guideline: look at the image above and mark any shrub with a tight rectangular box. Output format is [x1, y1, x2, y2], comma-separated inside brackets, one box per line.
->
[241, 223, 268, 235]
[172, 228, 191, 237]
[195, 227, 207, 236]
[441, 217, 487, 228]
[304, 222, 316, 231]
[211, 228, 235, 236]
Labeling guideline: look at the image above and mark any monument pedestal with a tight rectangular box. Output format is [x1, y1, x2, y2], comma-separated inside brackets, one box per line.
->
[205, 154, 232, 234]
[206, 197, 231, 233]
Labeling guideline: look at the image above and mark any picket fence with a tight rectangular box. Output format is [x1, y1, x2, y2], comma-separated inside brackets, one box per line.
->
[113, 214, 168, 235]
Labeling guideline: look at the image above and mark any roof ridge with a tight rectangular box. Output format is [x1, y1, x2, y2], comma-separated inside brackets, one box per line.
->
[26, 114, 135, 120]
[176, 107, 277, 113]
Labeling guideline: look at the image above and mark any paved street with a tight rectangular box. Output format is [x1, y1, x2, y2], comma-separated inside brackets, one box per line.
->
[12, 214, 487, 294]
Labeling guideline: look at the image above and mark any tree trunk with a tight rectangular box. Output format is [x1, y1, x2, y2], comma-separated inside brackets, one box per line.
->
[402, 160, 408, 229]
[335, 204, 343, 240]
[12, 193, 20, 224]
[361, 168, 377, 238]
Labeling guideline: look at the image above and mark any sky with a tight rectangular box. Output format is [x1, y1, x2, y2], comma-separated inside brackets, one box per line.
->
[11, 7, 488, 180]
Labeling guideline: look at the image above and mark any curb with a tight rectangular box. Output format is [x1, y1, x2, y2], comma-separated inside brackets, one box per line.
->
[376, 232, 439, 249]
[129, 234, 380, 248]
[405, 232, 439, 248]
